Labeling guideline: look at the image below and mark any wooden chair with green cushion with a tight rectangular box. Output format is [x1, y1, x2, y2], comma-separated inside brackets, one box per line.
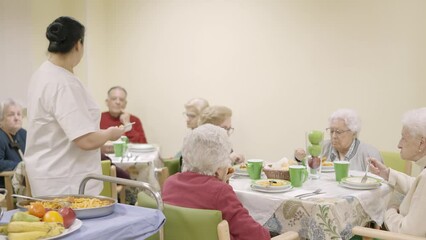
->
[352, 226, 426, 240]
[162, 158, 181, 176]
[100, 160, 125, 203]
[137, 192, 300, 240]
[0, 171, 15, 210]
[381, 151, 411, 175]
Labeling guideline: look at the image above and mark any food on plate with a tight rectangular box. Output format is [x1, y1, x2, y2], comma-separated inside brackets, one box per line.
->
[58, 207, 76, 229]
[11, 212, 40, 222]
[6, 221, 64, 240]
[256, 179, 287, 187]
[322, 161, 333, 167]
[24, 196, 112, 210]
[28, 202, 46, 218]
[239, 163, 247, 169]
[42, 211, 64, 224]
[227, 167, 235, 174]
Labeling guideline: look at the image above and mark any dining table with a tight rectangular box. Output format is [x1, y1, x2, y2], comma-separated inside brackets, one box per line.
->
[229, 170, 393, 240]
[0, 203, 165, 240]
[107, 144, 162, 192]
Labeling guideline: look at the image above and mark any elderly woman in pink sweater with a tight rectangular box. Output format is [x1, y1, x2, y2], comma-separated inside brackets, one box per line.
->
[162, 124, 270, 240]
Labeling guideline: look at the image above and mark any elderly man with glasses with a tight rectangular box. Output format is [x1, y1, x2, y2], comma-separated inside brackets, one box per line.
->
[295, 108, 383, 171]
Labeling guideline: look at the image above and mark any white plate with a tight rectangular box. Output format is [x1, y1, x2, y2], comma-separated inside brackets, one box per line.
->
[0, 219, 83, 240]
[321, 167, 335, 173]
[341, 176, 382, 187]
[252, 179, 291, 190]
[251, 185, 293, 193]
[233, 171, 249, 176]
[128, 144, 156, 152]
[44, 219, 82, 239]
[339, 182, 380, 190]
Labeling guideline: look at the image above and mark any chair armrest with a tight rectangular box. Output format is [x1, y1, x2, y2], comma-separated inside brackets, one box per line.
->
[272, 231, 300, 240]
[0, 171, 15, 177]
[217, 220, 230, 240]
[352, 226, 426, 240]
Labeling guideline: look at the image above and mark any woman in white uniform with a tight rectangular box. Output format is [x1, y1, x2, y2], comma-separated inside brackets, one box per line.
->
[25, 16, 124, 196]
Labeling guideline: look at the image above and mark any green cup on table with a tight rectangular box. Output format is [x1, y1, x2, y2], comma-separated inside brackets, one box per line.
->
[113, 141, 125, 157]
[247, 159, 264, 180]
[289, 165, 308, 187]
[334, 161, 350, 182]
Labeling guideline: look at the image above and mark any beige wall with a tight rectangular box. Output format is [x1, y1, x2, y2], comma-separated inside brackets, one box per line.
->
[2, 1, 425, 173]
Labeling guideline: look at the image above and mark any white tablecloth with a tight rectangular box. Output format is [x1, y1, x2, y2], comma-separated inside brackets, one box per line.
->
[107, 147, 162, 191]
[230, 170, 393, 239]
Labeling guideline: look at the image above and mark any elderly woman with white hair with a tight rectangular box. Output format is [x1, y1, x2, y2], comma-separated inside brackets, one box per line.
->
[295, 108, 382, 171]
[0, 98, 26, 188]
[183, 97, 209, 130]
[198, 105, 245, 164]
[162, 124, 271, 240]
[369, 108, 426, 237]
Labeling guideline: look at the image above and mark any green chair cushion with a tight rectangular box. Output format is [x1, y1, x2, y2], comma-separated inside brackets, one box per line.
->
[163, 158, 181, 176]
[99, 160, 112, 197]
[381, 151, 406, 174]
[137, 192, 222, 240]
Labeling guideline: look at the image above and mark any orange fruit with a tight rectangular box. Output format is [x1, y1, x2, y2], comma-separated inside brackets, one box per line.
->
[42, 210, 64, 224]
[29, 202, 46, 218]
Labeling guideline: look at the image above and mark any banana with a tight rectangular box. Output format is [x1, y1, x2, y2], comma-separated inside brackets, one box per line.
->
[0, 224, 8, 234]
[7, 221, 64, 234]
[10, 212, 40, 222]
[8, 231, 47, 240]
[8, 221, 50, 233]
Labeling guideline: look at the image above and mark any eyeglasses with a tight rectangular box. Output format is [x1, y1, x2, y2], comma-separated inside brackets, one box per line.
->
[326, 128, 351, 136]
[224, 127, 234, 135]
[182, 112, 197, 119]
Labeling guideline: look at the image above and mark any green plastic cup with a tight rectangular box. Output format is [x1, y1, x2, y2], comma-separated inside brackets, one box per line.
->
[289, 165, 308, 187]
[247, 159, 264, 180]
[113, 141, 125, 157]
[334, 161, 350, 182]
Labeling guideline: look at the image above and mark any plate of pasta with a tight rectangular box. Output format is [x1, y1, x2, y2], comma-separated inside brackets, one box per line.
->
[17, 195, 116, 219]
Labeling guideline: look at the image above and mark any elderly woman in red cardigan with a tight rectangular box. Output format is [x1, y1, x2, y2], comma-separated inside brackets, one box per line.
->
[162, 124, 270, 240]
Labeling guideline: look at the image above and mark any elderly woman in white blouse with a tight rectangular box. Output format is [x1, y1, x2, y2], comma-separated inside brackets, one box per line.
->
[296, 108, 383, 171]
[370, 108, 426, 237]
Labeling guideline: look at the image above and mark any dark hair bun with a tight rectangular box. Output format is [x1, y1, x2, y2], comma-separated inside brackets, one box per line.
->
[46, 16, 85, 54]
[46, 22, 67, 43]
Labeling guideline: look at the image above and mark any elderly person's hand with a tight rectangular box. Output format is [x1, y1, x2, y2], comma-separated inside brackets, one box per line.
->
[294, 148, 306, 161]
[230, 152, 245, 165]
[119, 110, 131, 124]
[369, 157, 390, 181]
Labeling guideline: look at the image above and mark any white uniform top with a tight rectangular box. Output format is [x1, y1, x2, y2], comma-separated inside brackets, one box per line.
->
[25, 61, 103, 196]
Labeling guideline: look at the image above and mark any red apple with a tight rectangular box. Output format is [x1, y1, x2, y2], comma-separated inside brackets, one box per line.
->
[58, 207, 76, 228]
[308, 157, 321, 169]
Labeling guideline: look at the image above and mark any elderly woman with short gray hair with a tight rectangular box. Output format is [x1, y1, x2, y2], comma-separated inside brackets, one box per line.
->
[296, 108, 383, 171]
[369, 108, 426, 236]
[162, 124, 271, 240]
[322, 108, 383, 170]
[0, 98, 26, 188]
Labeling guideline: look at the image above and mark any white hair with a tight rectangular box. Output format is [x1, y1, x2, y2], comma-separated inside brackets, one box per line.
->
[0, 98, 21, 122]
[182, 124, 232, 175]
[401, 108, 426, 138]
[328, 108, 362, 134]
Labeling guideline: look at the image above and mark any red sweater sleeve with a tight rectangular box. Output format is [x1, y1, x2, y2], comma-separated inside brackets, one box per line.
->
[216, 184, 270, 240]
[125, 115, 147, 143]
